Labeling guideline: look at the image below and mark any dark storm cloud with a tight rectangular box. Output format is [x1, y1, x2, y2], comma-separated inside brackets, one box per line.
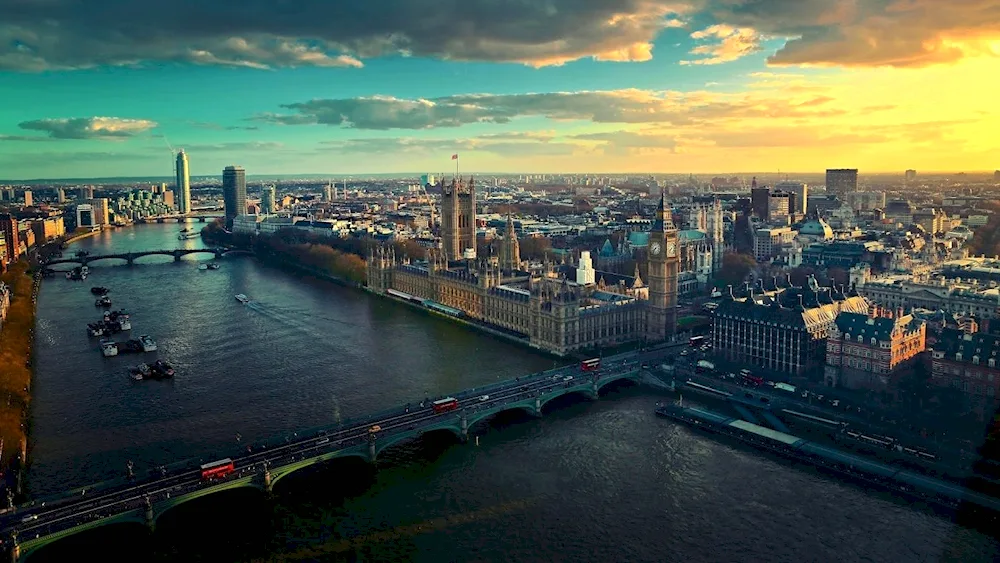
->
[0, 0, 690, 71]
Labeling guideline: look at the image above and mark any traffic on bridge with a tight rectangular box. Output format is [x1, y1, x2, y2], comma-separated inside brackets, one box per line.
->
[1, 343, 682, 557]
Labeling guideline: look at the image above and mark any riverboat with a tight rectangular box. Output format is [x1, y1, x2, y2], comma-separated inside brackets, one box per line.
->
[95, 295, 112, 307]
[99, 339, 119, 357]
[90, 287, 109, 295]
[235, 294, 250, 304]
[138, 335, 157, 352]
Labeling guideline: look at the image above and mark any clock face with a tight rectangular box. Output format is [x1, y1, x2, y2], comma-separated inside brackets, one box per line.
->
[666, 242, 676, 256]
[650, 242, 662, 256]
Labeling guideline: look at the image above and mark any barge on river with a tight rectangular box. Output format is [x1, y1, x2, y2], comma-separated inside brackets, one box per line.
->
[655, 403, 1000, 515]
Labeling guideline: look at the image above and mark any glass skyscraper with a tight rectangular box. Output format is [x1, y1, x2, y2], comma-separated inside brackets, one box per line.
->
[175, 150, 191, 214]
[222, 165, 246, 229]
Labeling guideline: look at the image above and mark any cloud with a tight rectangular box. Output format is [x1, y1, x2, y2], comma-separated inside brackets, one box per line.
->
[0, 0, 692, 71]
[703, 0, 1000, 68]
[17, 117, 157, 139]
[322, 134, 580, 158]
[0, 134, 55, 142]
[182, 141, 285, 152]
[571, 130, 678, 155]
[188, 121, 260, 131]
[682, 24, 762, 65]
[257, 88, 846, 130]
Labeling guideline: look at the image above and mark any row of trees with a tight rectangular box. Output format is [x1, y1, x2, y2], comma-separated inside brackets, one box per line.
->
[0, 262, 34, 474]
[968, 203, 1000, 258]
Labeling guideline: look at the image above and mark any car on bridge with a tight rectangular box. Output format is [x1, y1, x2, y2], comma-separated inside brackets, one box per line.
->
[369, 425, 382, 433]
[478, 395, 490, 402]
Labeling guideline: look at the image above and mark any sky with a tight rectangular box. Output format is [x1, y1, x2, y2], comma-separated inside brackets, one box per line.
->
[0, 0, 998, 180]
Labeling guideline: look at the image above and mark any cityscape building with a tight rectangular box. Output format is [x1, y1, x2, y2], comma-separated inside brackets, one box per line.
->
[23, 190, 32, 207]
[930, 328, 1000, 420]
[826, 169, 859, 197]
[645, 193, 680, 342]
[824, 307, 926, 392]
[713, 278, 870, 377]
[0, 214, 19, 267]
[261, 185, 277, 214]
[774, 181, 808, 215]
[497, 213, 521, 272]
[440, 176, 476, 261]
[222, 165, 247, 230]
[176, 150, 191, 214]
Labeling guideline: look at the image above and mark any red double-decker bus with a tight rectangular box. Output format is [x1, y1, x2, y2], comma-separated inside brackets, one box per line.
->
[200, 458, 235, 480]
[432, 397, 459, 413]
[580, 358, 601, 372]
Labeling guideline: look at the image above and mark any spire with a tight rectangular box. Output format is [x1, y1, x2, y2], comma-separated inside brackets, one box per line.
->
[632, 263, 644, 288]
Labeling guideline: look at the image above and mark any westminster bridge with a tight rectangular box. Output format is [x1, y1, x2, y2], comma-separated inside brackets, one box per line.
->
[1, 345, 681, 561]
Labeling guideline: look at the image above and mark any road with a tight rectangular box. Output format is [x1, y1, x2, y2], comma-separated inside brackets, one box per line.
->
[1, 342, 684, 544]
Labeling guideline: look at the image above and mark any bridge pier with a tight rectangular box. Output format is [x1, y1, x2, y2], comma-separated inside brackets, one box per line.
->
[460, 414, 469, 442]
[533, 397, 543, 417]
[173, 250, 182, 262]
[368, 434, 377, 464]
[263, 467, 273, 494]
[126, 254, 135, 266]
[8, 534, 18, 563]
[144, 496, 155, 532]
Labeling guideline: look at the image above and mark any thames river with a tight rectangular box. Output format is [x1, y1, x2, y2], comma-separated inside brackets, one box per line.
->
[27, 224, 1000, 562]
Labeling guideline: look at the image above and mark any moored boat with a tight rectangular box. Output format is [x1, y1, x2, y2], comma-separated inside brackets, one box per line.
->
[138, 335, 157, 352]
[90, 286, 109, 295]
[95, 295, 112, 307]
[150, 360, 175, 378]
[198, 264, 209, 271]
[100, 339, 119, 357]
[207, 263, 220, 270]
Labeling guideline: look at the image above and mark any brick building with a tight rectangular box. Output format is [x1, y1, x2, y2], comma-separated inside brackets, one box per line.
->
[929, 328, 1000, 420]
[824, 307, 926, 393]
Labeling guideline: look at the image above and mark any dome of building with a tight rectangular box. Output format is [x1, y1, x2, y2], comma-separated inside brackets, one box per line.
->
[797, 218, 834, 240]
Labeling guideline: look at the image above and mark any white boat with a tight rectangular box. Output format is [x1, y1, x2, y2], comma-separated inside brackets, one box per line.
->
[235, 294, 250, 304]
[100, 339, 119, 357]
[207, 263, 220, 270]
[178, 232, 200, 240]
[138, 335, 157, 352]
[198, 264, 209, 271]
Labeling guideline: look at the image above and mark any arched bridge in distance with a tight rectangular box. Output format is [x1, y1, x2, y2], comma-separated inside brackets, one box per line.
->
[1, 348, 677, 561]
[43, 248, 254, 267]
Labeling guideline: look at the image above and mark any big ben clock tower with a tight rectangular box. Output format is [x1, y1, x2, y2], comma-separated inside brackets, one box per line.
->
[646, 192, 680, 342]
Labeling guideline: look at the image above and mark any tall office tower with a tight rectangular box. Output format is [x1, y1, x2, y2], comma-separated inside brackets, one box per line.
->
[0, 214, 20, 266]
[994, 170, 999, 182]
[176, 150, 191, 213]
[905, 169, 917, 182]
[90, 198, 110, 225]
[261, 185, 276, 214]
[56, 188, 66, 203]
[323, 182, 333, 202]
[78, 186, 94, 200]
[750, 177, 769, 219]
[825, 169, 858, 197]
[646, 193, 680, 342]
[222, 165, 247, 229]
[774, 181, 808, 215]
[440, 176, 476, 261]
[23, 190, 32, 207]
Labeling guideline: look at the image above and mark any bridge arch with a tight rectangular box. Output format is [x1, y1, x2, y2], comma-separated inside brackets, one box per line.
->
[268, 450, 370, 490]
[596, 373, 639, 394]
[374, 426, 463, 458]
[466, 404, 539, 430]
[151, 481, 265, 528]
[19, 513, 148, 562]
[81, 256, 130, 265]
[538, 389, 595, 412]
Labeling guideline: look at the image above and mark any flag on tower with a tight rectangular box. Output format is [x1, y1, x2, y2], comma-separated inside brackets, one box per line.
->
[451, 154, 459, 160]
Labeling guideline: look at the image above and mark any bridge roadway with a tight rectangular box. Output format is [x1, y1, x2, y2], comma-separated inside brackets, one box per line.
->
[1, 344, 682, 560]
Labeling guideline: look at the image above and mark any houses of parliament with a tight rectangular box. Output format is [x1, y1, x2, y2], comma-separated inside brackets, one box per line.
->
[367, 176, 680, 355]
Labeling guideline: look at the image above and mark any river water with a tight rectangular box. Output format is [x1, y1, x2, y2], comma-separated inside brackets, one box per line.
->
[27, 224, 1000, 562]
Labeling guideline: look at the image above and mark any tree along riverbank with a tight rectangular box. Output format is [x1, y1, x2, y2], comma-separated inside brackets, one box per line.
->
[0, 261, 40, 502]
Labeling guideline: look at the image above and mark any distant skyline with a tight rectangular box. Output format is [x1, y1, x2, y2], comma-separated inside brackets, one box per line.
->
[0, 1, 998, 180]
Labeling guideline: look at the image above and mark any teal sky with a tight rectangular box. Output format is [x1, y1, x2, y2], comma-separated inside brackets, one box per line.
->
[0, 1, 997, 180]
